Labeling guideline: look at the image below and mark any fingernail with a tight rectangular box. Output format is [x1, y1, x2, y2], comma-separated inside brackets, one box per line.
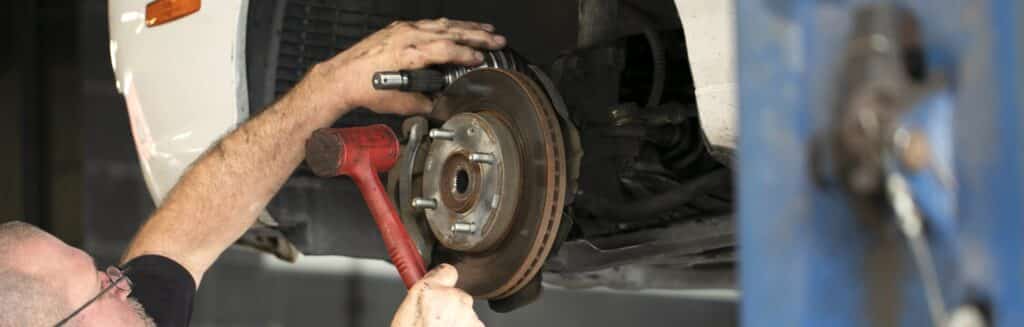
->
[483, 24, 495, 32]
[423, 265, 444, 278]
[474, 52, 484, 61]
[424, 269, 438, 279]
[494, 35, 506, 46]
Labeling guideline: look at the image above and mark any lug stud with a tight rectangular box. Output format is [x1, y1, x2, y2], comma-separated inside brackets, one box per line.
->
[428, 129, 455, 140]
[411, 197, 438, 209]
[469, 152, 496, 164]
[451, 222, 476, 233]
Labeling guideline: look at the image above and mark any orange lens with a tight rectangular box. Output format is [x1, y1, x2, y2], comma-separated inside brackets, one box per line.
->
[145, 0, 201, 27]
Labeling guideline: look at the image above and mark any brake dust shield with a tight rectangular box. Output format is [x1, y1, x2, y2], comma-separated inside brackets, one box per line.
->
[425, 68, 567, 300]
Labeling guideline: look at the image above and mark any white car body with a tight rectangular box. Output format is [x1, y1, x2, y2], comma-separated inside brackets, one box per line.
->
[109, 0, 249, 203]
[108, 0, 737, 208]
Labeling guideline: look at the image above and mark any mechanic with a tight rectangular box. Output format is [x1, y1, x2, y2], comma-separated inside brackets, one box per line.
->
[0, 18, 506, 327]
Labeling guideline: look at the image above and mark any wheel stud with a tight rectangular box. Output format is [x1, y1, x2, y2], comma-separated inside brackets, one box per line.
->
[469, 152, 496, 164]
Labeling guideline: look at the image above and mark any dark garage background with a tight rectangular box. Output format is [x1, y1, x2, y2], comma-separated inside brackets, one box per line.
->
[0, 0, 737, 326]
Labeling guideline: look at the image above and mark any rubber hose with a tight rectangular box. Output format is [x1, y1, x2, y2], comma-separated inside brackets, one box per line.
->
[643, 26, 666, 108]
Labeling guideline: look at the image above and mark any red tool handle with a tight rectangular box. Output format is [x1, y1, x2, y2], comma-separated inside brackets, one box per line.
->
[305, 125, 427, 289]
[349, 166, 426, 288]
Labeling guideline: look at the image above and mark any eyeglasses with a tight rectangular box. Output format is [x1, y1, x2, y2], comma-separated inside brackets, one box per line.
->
[53, 265, 133, 327]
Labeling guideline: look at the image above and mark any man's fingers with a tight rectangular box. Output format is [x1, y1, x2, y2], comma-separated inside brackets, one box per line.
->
[394, 93, 433, 114]
[422, 263, 459, 287]
[408, 27, 504, 51]
[398, 269, 480, 327]
[439, 27, 506, 49]
[432, 288, 480, 327]
[365, 91, 432, 114]
[459, 316, 485, 327]
[415, 18, 495, 33]
[410, 40, 484, 67]
[394, 93, 432, 114]
[408, 18, 505, 49]
[438, 287, 474, 306]
[453, 303, 484, 327]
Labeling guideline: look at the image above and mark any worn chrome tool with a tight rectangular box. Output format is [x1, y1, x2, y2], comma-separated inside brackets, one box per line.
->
[372, 69, 446, 93]
[372, 50, 527, 93]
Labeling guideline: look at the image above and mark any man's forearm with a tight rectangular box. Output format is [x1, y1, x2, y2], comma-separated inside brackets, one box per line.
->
[121, 67, 348, 283]
[120, 18, 505, 286]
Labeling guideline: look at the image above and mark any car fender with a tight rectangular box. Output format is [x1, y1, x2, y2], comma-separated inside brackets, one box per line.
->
[108, 0, 249, 203]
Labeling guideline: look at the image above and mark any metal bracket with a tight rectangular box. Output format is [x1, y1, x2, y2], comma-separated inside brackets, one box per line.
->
[387, 116, 434, 264]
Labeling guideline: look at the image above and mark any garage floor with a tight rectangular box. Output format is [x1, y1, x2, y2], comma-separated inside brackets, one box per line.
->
[172, 251, 737, 326]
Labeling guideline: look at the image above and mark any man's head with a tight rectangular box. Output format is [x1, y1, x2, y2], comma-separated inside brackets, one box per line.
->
[0, 221, 155, 327]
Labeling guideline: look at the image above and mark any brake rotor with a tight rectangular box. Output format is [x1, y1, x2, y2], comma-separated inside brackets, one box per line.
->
[424, 68, 567, 300]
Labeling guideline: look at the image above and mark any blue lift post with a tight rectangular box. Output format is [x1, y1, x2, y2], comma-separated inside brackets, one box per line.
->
[738, 0, 1022, 326]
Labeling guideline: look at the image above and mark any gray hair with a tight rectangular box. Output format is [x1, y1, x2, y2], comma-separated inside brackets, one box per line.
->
[0, 221, 75, 327]
[0, 270, 75, 327]
[0, 221, 45, 257]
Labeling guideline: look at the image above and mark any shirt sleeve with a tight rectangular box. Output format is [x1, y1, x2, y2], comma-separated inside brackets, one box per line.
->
[123, 255, 196, 327]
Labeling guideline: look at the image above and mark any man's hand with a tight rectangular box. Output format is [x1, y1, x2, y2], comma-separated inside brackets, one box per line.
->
[392, 264, 484, 327]
[310, 18, 507, 116]
[122, 18, 504, 287]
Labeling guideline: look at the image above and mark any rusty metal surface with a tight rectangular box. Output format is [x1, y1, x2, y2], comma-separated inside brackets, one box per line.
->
[422, 112, 522, 252]
[437, 153, 482, 213]
[528, 65, 582, 204]
[431, 69, 567, 300]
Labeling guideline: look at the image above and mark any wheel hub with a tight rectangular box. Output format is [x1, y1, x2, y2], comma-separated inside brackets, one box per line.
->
[423, 112, 522, 252]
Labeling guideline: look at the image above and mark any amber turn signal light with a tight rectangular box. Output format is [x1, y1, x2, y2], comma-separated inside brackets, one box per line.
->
[145, 0, 201, 27]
